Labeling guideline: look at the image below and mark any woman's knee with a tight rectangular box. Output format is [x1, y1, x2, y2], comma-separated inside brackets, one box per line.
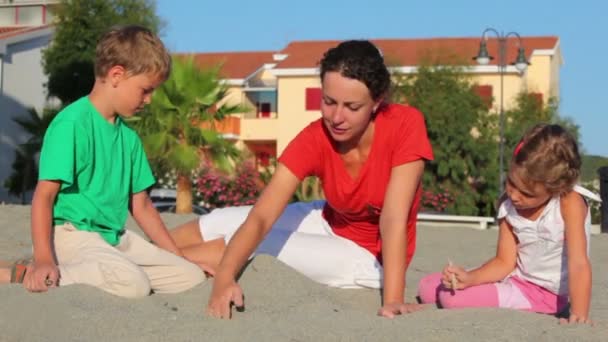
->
[169, 219, 204, 248]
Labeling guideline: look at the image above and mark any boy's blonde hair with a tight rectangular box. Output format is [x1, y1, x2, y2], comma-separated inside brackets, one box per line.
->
[511, 123, 581, 195]
[94, 25, 171, 80]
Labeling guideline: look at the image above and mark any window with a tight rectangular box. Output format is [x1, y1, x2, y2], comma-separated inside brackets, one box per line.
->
[305, 88, 322, 111]
[256, 102, 271, 118]
[529, 92, 543, 107]
[0, 7, 16, 25]
[45, 6, 55, 24]
[17, 6, 43, 25]
[256, 152, 271, 167]
[473, 85, 493, 108]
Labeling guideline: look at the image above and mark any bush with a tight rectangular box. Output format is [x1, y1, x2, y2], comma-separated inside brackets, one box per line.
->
[420, 187, 454, 213]
[196, 162, 263, 209]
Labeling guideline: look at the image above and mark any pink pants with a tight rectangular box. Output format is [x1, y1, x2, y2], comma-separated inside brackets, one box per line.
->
[418, 272, 568, 314]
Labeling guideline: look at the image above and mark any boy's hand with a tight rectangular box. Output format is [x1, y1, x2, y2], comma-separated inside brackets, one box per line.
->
[377, 302, 426, 318]
[441, 263, 471, 290]
[23, 261, 59, 292]
[206, 276, 244, 319]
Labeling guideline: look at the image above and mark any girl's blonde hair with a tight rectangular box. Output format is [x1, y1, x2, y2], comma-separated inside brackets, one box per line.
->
[94, 25, 171, 80]
[511, 123, 581, 195]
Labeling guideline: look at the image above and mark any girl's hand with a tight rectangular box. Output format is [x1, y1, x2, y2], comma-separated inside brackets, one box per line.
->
[206, 276, 244, 319]
[559, 314, 594, 326]
[441, 264, 472, 290]
[377, 302, 426, 318]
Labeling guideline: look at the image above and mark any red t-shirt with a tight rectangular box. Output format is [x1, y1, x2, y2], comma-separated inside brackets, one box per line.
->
[278, 104, 434, 266]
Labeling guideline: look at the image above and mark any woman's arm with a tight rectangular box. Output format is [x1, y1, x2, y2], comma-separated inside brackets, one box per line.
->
[561, 191, 592, 323]
[207, 163, 300, 318]
[379, 160, 424, 310]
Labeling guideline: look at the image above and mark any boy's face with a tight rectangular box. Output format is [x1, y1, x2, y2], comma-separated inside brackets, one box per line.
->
[111, 68, 164, 117]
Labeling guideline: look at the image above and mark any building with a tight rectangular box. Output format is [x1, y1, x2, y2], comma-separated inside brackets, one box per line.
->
[190, 36, 561, 167]
[0, 0, 58, 202]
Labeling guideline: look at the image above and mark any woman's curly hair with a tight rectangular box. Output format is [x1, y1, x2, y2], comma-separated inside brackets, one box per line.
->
[319, 40, 391, 101]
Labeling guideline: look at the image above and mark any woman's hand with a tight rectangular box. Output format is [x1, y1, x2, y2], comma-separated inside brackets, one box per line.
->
[377, 302, 426, 318]
[206, 276, 244, 319]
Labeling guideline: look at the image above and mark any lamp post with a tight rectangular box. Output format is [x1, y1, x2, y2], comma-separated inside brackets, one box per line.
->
[474, 28, 529, 194]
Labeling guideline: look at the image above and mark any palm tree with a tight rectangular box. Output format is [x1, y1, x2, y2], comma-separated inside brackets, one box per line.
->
[131, 57, 244, 213]
[4, 108, 59, 203]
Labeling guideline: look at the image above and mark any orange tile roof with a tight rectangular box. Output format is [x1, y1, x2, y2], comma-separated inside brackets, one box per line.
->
[176, 51, 276, 79]
[0, 25, 52, 40]
[275, 36, 559, 69]
[181, 36, 559, 80]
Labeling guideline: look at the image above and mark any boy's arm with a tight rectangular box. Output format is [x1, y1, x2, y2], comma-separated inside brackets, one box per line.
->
[561, 191, 592, 323]
[378, 160, 424, 318]
[130, 190, 182, 257]
[26, 180, 61, 292]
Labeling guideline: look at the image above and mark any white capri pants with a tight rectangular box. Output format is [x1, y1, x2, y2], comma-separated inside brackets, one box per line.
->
[199, 201, 384, 288]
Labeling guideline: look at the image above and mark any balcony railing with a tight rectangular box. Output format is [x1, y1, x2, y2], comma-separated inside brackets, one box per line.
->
[198, 116, 240, 138]
[241, 117, 278, 141]
[242, 111, 277, 120]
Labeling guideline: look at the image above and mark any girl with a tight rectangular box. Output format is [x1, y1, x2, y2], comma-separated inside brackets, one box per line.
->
[167, 40, 434, 319]
[418, 124, 594, 324]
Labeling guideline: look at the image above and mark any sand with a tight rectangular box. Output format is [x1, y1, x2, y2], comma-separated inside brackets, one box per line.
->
[0, 204, 606, 341]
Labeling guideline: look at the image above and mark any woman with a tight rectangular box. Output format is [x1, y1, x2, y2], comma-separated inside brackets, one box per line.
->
[169, 40, 434, 319]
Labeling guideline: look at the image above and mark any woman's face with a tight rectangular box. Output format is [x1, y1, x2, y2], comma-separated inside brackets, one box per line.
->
[320, 71, 380, 144]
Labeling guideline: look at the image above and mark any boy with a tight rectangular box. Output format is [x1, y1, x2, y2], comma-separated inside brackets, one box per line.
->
[6, 25, 205, 297]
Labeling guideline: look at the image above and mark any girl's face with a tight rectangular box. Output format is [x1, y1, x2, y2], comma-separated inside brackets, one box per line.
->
[320, 71, 381, 144]
[505, 166, 552, 211]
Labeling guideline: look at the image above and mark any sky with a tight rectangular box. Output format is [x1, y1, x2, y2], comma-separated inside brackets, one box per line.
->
[157, 0, 607, 157]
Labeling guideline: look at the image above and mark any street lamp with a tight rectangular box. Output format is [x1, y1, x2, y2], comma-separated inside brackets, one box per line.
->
[474, 28, 529, 194]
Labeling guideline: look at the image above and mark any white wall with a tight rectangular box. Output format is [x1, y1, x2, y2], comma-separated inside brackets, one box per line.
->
[0, 33, 53, 203]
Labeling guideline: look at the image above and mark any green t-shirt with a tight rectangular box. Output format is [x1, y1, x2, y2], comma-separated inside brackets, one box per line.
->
[38, 96, 155, 245]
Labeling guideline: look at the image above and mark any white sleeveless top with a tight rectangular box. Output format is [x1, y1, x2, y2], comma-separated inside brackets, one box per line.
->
[497, 185, 594, 295]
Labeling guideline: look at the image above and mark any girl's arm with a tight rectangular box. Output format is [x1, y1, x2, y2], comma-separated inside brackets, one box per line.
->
[379, 160, 424, 314]
[464, 218, 518, 286]
[561, 191, 592, 322]
[207, 163, 300, 318]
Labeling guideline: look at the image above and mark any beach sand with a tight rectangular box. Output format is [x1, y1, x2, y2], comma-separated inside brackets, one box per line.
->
[1, 204, 606, 341]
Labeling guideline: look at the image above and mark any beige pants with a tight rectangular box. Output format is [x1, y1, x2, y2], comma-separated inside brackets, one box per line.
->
[54, 223, 205, 298]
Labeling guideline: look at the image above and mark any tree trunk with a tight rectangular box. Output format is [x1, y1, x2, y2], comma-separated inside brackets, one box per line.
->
[176, 174, 193, 214]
